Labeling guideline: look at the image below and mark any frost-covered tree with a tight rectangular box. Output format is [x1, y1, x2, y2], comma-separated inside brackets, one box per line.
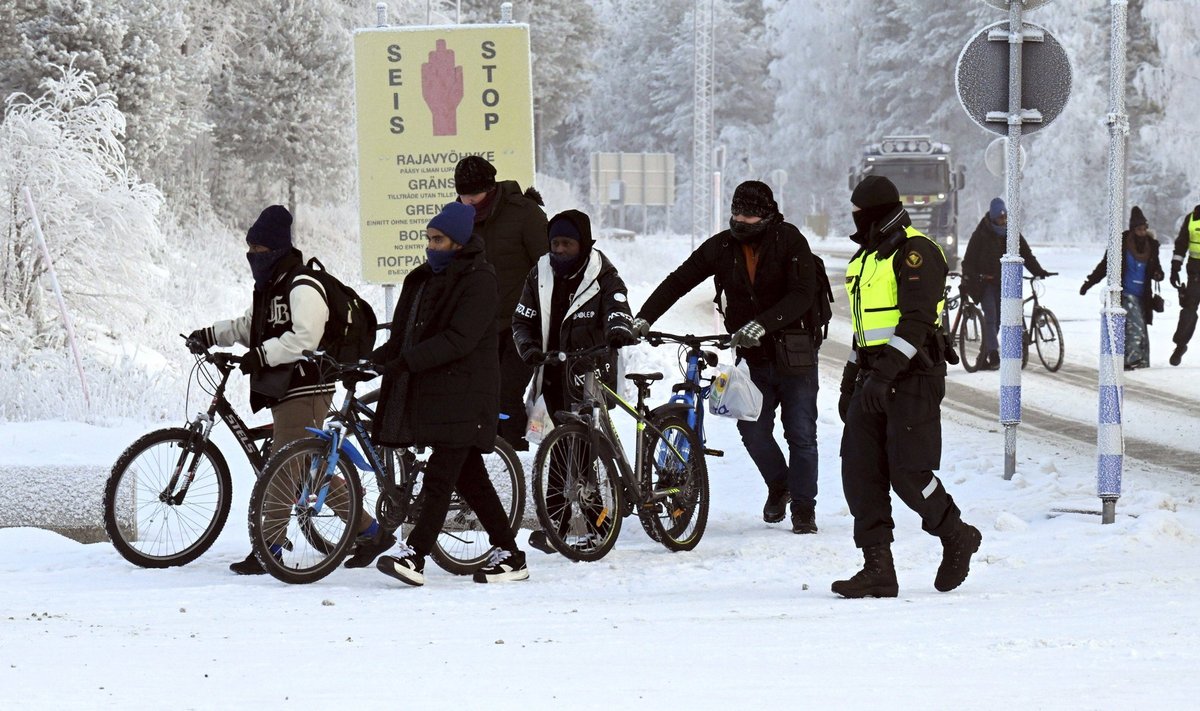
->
[0, 66, 164, 342]
[209, 0, 353, 214]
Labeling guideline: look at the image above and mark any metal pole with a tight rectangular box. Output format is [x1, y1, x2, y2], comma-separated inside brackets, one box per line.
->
[1099, 0, 1130, 524]
[21, 187, 91, 410]
[1000, 0, 1027, 480]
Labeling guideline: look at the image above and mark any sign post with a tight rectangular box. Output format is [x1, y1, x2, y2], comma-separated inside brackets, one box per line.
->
[957, 1, 1071, 481]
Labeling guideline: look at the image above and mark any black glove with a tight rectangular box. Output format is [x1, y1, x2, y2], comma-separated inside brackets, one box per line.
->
[606, 329, 637, 349]
[343, 364, 380, 387]
[1079, 282, 1091, 296]
[239, 348, 265, 376]
[1039, 271, 1058, 278]
[523, 347, 545, 366]
[838, 362, 860, 423]
[1171, 263, 1184, 290]
[630, 317, 651, 339]
[186, 327, 213, 355]
[860, 373, 893, 414]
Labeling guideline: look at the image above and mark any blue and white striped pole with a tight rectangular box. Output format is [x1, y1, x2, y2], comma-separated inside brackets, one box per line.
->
[1000, 255, 1023, 480]
[1098, 305, 1124, 516]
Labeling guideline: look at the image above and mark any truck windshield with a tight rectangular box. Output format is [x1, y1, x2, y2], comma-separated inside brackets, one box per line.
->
[868, 162, 949, 194]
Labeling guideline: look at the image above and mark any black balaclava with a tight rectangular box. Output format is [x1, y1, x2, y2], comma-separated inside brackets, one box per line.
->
[729, 180, 781, 243]
[547, 210, 594, 277]
[850, 175, 902, 244]
[245, 205, 293, 289]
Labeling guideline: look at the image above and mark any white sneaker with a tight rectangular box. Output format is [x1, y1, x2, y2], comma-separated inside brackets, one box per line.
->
[472, 548, 529, 583]
[376, 544, 425, 587]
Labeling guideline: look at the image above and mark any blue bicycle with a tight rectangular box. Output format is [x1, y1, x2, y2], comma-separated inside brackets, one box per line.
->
[642, 331, 731, 458]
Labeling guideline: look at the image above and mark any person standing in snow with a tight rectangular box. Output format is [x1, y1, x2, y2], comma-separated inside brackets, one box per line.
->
[1167, 203, 1200, 366]
[833, 176, 982, 599]
[960, 197, 1056, 370]
[453, 155, 549, 450]
[186, 205, 384, 575]
[630, 180, 823, 535]
[1079, 206, 1164, 370]
[372, 202, 529, 586]
[510, 209, 637, 553]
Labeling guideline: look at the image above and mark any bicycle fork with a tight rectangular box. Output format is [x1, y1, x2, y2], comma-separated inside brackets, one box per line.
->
[164, 413, 216, 505]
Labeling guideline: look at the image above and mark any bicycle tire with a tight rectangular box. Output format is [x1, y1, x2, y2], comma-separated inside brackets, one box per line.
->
[248, 438, 361, 584]
[103, 427, 233, 568]
[958, 306, 985, 373]
[639, 415, 709, 552]
[532, 423, 622, 562]
[1034, 308, 1065, 372]
[428, 436, 526, 574]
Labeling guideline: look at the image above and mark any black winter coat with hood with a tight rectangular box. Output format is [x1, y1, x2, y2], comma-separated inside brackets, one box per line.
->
[466, 179, 548, 334]
[961, 215, 1050, 300]
[371, 236, 499, 452]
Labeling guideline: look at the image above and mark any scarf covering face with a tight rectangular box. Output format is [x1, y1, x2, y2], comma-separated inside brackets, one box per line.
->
[425, 248, 456, 274]
[247, 247, 290, 289]
[729, 217, 771, 243]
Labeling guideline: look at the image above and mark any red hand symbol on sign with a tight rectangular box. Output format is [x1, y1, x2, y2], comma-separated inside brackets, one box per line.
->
[422, 39, 464, 136]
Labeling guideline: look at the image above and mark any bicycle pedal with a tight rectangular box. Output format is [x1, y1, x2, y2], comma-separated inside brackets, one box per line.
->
[704, 448, 724, 457]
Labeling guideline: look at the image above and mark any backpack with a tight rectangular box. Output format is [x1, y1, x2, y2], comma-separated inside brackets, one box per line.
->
[303, 258, 378, 362]
[805, 253, 835, 345]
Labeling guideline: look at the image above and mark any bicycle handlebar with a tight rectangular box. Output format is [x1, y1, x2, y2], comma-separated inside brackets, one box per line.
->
[301, 350, 380, 381]
[540, 343, 612, 364]
[181, 334, 243, 370]
[643, 331, 731, 349]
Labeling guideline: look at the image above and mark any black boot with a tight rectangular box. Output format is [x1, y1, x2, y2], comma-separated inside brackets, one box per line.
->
[934, 521, 983, 592]
[229, 552, 265, 575]
[831, 544, 898, 598]
[791, 502, 817, 534]
[1170, 344, 1186, 366]
[762, 482, 790, 523]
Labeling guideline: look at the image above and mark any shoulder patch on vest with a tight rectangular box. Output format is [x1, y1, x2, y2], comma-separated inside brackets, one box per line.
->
[905, 251, 923, 268]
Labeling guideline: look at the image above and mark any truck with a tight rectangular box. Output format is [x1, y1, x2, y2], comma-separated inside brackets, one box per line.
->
[849, 135, 966, 268]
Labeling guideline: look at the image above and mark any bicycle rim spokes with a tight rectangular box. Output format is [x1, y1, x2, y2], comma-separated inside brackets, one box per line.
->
[641, 417, 708, 551]
[959, 308, 985, 372]
[103, 428, 232, 568]
[533, 424, 622, 562]
[249, 439, 360, 584]
[1034, 309, 1065, 372]
[430, 437, 527, 575]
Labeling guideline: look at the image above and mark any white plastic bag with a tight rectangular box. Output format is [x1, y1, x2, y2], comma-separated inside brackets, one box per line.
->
[708, 361, 763, 421]
[525, 394, 555, 445]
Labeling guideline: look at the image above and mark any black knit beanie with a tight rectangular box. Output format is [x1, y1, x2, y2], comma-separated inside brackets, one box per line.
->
[246, 205, 293, 250]
[730, 181, 779, 219]
[1129, 206, 1148, 230]
[454, 156, 498, 195]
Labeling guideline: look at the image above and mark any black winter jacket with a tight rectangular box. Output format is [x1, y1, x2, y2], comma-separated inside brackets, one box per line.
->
[1083, 230, 1164, 325]
[371, 237, 499, 451]
[637, 221, 816, 364]
[512, 248, 633, 406]
[961, 215, 1050, 300]
[468, 180, 548, 333]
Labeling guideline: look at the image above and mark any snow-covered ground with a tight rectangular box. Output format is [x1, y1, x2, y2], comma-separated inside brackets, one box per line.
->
[2, 236, 1199, 708]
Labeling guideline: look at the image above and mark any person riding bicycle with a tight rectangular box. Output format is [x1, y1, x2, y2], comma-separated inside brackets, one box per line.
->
[961, 198, 1056, 371]
[372, 202, 530, 586]
[1080, 206, 1164, 370]
[630, 180, 822, 535]
[510, 209, 637, 553]
[186, 205, 383, 575]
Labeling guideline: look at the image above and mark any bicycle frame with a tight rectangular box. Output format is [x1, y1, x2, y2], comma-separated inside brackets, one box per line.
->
[644, 332, 727, 454]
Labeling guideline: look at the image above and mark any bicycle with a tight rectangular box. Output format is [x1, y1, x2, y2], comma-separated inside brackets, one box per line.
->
[641, 331, 731, 458]
[940, 272, 987, 373]
[103, 339, 270, 568]
[246, 352, 525, 584]
[531, 342, 717, 562]
[1022, 275, 1064, 372]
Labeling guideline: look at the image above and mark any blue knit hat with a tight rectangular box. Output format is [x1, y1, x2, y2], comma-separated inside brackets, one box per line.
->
[246, 205, 293, 250]
[989, 198, 1007, 222]
[427, 202, 475, 245]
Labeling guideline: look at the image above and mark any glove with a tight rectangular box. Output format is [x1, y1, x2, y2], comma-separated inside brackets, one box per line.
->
[381, 355, 409, 375]
[239, 348, 265, 376]
[186, 327, 213, 355]
[1079, 282, 1091, 296]
[860, 373, 893, 414]
[606, 329, 637, 349]
[1171, 263, 1184, 290]
[343, 364, 380, 387]
[522, 347, 545, 366]
[729, 320, 765, 350]
[630, 317, 651, 339]
[838, 362, 860, 423]
[1039, 271, 1058, 278]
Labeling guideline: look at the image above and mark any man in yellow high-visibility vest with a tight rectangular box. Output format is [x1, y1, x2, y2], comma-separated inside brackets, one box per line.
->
[1169, 204, 1200, 366]
[832, 175, 982, 599]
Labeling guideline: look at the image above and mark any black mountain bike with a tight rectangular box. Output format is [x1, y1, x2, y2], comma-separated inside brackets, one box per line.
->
[246, 353, 525, 584]
[532, 344, 709, 562]
[103, 340, 269, 568]
[1023, 275, 1065, 372]
[942, 272, 987, 373]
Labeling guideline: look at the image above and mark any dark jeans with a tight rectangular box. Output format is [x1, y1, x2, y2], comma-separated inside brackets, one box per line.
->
[980, 282, 1001, 356]
[498, 334, 535, 443]
[736, 362, 819, 508]
[406, 446, 516, 557]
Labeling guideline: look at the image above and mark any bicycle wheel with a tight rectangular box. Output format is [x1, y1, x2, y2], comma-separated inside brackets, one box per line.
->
[532, 423, 622, 562]
[248, 438, 361, 584]
[428, 437, 526, 574]
[958, 306, 985, 373]
[103, 428, 232, 568]
[1033, 308, 1065, 372]
[639, 415, 709, 552]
